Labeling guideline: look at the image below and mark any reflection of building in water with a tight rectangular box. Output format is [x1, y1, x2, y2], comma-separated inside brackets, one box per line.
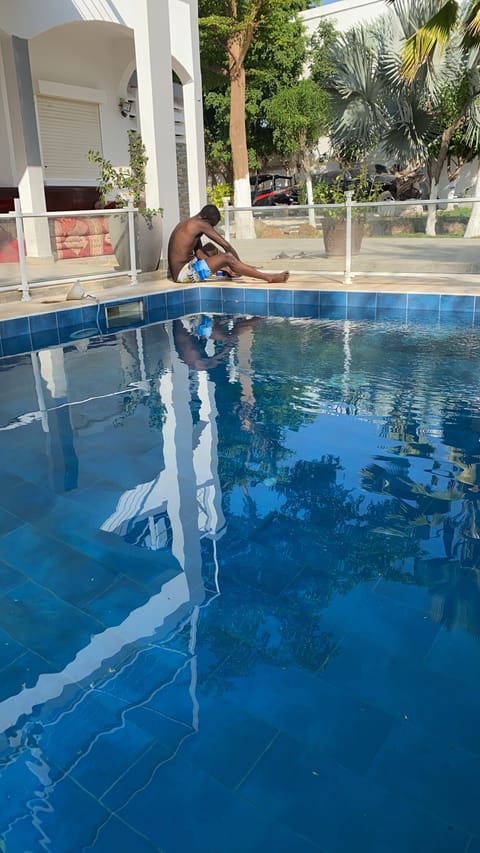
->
[101, 323, 226, 550]
[0, 322, 226, 847]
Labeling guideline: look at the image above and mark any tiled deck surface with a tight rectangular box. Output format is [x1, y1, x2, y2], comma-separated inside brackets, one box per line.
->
[1, 234, 480, 324]
[1, 270, 480, 322]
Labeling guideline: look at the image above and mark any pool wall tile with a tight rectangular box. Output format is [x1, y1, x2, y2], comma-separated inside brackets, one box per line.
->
[56, 307, 84, 328]
[347, 306, 376, 321]
[166, 290, 185, 311]
[146, 307, 168, 324]
[375, 308, 407, 323]
[1, 334, 32, 356]
[0, 316, 30, 339]
[293, 299, 318, 318]
[440, 295, 474, 314]
[406, 310, 440, 326]
[31, 327, 60, 350]
[347, 291, 376, 309]
[269, 302, 294, 318]
[3, 285, 480, 357]
[407, 293, 440, 313]
[222, 288, 246, 314]
[145, 292, 166, 311]
[377, 293, 407, 311]
[29, 313, 59, 350]
[320, 291, 346, 309]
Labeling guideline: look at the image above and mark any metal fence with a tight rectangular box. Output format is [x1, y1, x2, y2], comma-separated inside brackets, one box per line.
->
[222, 194, 480, 284]
[0, 200, 139, 302]
[2, 193, 480, 302]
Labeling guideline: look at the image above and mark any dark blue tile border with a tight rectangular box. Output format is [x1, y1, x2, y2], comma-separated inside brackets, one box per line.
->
[2, 285, 480, 357]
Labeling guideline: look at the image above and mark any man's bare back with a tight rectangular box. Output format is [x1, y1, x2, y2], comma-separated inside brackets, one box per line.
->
[167, 204, 289, 284]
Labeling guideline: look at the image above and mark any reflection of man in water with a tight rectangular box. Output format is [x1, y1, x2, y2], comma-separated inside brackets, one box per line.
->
[173, 315, 259, 372]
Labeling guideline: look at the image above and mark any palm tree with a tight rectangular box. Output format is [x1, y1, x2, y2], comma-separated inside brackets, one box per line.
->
[325, 0, 480, 235]
[385, 0, 480, 82]
[385, 0, 480, 235]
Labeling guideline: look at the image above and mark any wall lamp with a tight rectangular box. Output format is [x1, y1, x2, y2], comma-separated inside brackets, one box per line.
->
[119, 98, 135, 118]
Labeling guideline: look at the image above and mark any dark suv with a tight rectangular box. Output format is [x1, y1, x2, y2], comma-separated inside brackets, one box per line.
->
[250, 174, 299, 206]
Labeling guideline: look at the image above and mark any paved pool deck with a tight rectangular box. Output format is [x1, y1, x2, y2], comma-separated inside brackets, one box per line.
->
[1, 235, 480, 322]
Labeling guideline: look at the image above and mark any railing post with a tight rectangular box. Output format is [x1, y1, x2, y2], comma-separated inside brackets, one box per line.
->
[127, 201, 138, 285]
[222, 196, 231, 242]
[343, 190, 353, 286]
[14, 198, 31, 302]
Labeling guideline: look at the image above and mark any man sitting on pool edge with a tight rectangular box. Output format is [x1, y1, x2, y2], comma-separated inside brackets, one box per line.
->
[167, 204, 289, 284]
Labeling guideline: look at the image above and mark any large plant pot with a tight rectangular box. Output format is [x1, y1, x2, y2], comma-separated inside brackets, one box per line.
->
[322, 218, 364, 257]
[108, 211, 162, 272]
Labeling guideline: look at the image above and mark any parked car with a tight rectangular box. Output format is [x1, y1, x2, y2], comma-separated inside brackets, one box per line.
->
[315, 163, 399, 199]
[250, 174, 299, 206]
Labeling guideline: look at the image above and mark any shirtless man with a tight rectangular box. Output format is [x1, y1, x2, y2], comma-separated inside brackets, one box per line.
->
[167, 204, 289, 284]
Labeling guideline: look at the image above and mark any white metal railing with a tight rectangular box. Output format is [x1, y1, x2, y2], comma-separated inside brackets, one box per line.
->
[221, 194, 480, 285]
[0, 199, 138, 302]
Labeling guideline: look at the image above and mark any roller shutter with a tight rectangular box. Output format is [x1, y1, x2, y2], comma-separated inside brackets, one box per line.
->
[36, 96, 102, 184]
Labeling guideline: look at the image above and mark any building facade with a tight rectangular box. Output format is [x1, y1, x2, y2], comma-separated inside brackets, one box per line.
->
[0, 0, 206, 257]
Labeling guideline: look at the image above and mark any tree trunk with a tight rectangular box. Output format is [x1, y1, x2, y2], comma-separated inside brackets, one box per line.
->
[229, 38, 255, 239]
[426, 178, 438, 236]
[464, 158, 480, 238]
[302, 150, 316, 229]
[426, 118, 464, 237]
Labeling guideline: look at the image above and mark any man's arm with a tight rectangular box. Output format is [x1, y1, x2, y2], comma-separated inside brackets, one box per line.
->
[201, 223, 240, 260]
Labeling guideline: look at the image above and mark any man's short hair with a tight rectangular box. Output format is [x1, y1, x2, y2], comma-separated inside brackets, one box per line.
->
[199, 204, 220, 226]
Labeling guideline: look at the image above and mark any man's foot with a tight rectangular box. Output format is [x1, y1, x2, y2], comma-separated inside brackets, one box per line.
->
[266, 271, 289, 283]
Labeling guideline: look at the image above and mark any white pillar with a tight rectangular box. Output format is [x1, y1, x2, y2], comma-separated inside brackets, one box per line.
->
[181, 0, 207, 214]
[133, 0, 180, 254]
[183, 79, 206, 215]
[1, 36, 52, 259]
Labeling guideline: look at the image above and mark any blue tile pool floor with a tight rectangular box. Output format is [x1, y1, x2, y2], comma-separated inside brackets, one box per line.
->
[1, 314, 480, 851]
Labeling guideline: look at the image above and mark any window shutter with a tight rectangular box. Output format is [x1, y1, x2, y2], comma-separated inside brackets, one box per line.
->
[36, 97, 102, 184]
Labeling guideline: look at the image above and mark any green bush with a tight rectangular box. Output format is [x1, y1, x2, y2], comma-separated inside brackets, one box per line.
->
[207, 183, 233, 209]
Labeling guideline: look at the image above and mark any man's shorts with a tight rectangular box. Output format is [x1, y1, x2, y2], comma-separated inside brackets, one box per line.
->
[177, 258, 212, 283]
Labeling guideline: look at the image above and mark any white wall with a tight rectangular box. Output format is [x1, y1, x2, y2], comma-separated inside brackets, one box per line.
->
[29, 22, 135, 169]
[301, 0, 386, 38]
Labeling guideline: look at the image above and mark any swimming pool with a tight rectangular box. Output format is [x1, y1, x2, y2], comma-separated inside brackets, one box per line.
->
[1, 313, 480, 852]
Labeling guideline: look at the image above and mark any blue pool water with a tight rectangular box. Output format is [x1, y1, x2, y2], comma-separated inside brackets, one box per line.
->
[1, 313, 480, 852]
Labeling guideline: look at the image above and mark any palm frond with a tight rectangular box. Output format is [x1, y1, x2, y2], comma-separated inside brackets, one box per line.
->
[400, 1, 460, 82]
[462, 0, 480, 48]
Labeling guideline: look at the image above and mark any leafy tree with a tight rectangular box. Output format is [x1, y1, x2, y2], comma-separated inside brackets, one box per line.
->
[265, 79, 331, 225]
[198, 0, 307, 235]
[385, 0, 480, 234]
[323, 2, 480, 235]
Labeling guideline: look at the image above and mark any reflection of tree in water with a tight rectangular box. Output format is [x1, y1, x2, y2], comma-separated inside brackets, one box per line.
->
[205, 318, 480, 658]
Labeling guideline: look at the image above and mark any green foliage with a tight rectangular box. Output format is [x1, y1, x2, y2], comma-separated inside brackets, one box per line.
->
[265, 78, 331, 161]
[198, 1, 309, 182]
[324, 0, 480, 195]
[207, 182, 233, 208]
[88, 130, 162, 222]
[308, 19, 337, 87]
[313, 170, 385, 219]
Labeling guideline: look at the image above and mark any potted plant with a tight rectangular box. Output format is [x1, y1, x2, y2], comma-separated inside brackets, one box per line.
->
[88, 130, 163, 272]
[314, 169, 383, 257]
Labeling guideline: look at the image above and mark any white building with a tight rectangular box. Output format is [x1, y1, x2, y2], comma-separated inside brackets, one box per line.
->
[0, 0, 207, 258]
[301, 0, 386, 39]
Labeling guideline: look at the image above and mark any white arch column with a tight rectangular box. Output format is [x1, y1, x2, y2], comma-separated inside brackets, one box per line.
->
[133, 0, 179, 251]
[1, 35, 52, 258]
[179, 0, 206, 215]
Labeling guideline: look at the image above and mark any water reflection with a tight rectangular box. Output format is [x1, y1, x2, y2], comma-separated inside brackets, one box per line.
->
[2, 316, 480, 848]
